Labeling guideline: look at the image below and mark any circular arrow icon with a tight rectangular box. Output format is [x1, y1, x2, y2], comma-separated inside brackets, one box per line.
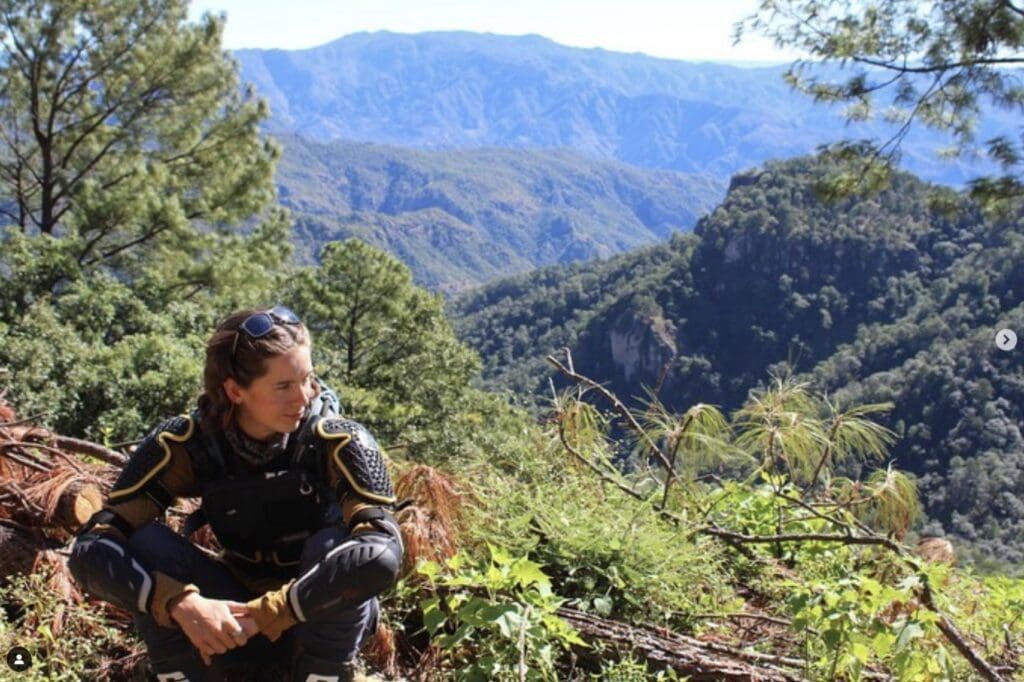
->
[996, 329, 1017, 351]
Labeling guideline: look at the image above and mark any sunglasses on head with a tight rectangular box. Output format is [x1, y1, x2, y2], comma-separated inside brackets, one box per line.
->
[231, 306, 302, 358]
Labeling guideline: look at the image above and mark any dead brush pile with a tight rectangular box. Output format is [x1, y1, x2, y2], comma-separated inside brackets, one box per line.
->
[370, 462, 468, 678]
[0, 405, 120, 591]
[0, 395, 143, 677]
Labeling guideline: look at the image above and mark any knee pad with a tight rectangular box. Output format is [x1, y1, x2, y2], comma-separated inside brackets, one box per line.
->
[127, 521, 192, 565]
[288, 532, 400, 623]
[68, 531, 155, 615]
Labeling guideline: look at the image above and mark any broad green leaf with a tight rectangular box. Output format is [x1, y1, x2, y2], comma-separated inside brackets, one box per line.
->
[421, 597, 446, 635]
[510, 557, 550, 589]
[489, 543, 513, 566]
[593, 596, 614, 616]
[895, 622, 924, 653]
[872, 632, 894, 657]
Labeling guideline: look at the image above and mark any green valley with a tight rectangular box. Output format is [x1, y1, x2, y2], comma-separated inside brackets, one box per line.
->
[276, 134, 723, 291]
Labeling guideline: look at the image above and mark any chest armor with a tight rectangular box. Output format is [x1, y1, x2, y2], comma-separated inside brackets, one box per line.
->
[186, 417, 340, 578]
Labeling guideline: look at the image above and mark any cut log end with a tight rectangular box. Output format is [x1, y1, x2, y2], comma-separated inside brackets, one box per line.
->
[60, 483, 103, 529]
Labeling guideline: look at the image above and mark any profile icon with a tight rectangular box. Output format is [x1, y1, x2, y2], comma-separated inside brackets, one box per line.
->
[6, 646, 31, 671]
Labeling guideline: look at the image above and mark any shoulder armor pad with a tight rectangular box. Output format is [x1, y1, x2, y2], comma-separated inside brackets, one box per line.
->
[109, 415, 194, 505]
[316, 418, 396, 505]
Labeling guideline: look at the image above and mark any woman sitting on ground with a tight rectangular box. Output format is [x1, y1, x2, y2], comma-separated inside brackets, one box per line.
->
[69, 307, 403, 682]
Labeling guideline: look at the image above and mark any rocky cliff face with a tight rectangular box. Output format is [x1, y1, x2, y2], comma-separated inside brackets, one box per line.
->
[609, 313, 677, 385]
[575, 298, 679, 395]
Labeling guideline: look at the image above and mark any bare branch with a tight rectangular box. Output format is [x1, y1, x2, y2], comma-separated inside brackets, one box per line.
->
[0, 444, 51, 472]
[702, 525, 905, 551]
[547, 352, 684, 489]
[6, 426, 127, 466]
[687, 611, 803, 630]
[558, 606, 804, 680]
[848, 54, 1024, 75]
[85, 220, 171, 265]
[711, 491, 1009, 682]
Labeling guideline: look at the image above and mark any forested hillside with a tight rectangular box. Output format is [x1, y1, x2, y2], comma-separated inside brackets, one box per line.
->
[451, 155, 1024, 569]
[275, 135, 723, 290]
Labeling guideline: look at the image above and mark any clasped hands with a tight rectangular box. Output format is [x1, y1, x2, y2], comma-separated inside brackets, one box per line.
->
[168, 592, 261, 665]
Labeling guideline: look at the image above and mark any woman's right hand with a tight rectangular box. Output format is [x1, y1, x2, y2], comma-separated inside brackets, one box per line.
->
[168, 592, 258, 665]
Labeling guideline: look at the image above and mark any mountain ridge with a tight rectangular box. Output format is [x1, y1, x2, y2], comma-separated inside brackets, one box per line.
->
[237, 30, 1008, 186]
[276, 134, 724, 291]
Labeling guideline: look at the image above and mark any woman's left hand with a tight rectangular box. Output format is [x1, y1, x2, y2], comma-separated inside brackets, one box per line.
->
[229, 602, 260, 638]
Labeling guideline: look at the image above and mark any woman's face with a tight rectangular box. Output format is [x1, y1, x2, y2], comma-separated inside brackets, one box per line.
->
[224, 344, 317, 440]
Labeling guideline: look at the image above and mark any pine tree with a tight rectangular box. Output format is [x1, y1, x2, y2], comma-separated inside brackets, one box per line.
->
[286, 239, 480, 448]
[0, 0, 282, 310]
[739, 0, 1024, 207]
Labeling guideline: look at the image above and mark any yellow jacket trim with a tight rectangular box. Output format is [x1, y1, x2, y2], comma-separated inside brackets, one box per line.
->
[315, 420, 396, 504]
[109, 416, 194, 501]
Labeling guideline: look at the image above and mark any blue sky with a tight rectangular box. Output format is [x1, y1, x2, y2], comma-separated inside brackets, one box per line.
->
[187, 0, 799, 64]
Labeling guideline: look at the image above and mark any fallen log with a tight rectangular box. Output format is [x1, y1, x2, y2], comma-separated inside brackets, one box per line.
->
[556, 606, 806, 681]
[0, 425, 111, 585]
[5, 426, 127, 466]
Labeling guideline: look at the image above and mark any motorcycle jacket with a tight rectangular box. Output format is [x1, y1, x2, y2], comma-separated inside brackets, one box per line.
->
[68, 410, 402, 638]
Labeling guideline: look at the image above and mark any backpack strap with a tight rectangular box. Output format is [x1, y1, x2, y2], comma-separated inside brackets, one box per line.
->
[308, 377, 343, 418]
[181, 410, 230, 482]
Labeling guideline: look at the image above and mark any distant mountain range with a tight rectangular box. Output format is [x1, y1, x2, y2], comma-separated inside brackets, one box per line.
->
[238, 31, 1008, 187]
[275, 135, 722, 291]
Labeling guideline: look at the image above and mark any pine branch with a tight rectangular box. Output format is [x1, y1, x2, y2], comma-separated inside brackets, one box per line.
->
[547, 351, 683, 489]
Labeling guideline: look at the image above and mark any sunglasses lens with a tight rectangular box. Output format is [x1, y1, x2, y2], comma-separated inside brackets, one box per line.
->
[270, 306, 300, 324]
[240, 312, 275, 338]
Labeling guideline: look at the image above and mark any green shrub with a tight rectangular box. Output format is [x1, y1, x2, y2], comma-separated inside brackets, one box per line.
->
[416, 546, 584, 681]
[0, 569, 139, 681]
